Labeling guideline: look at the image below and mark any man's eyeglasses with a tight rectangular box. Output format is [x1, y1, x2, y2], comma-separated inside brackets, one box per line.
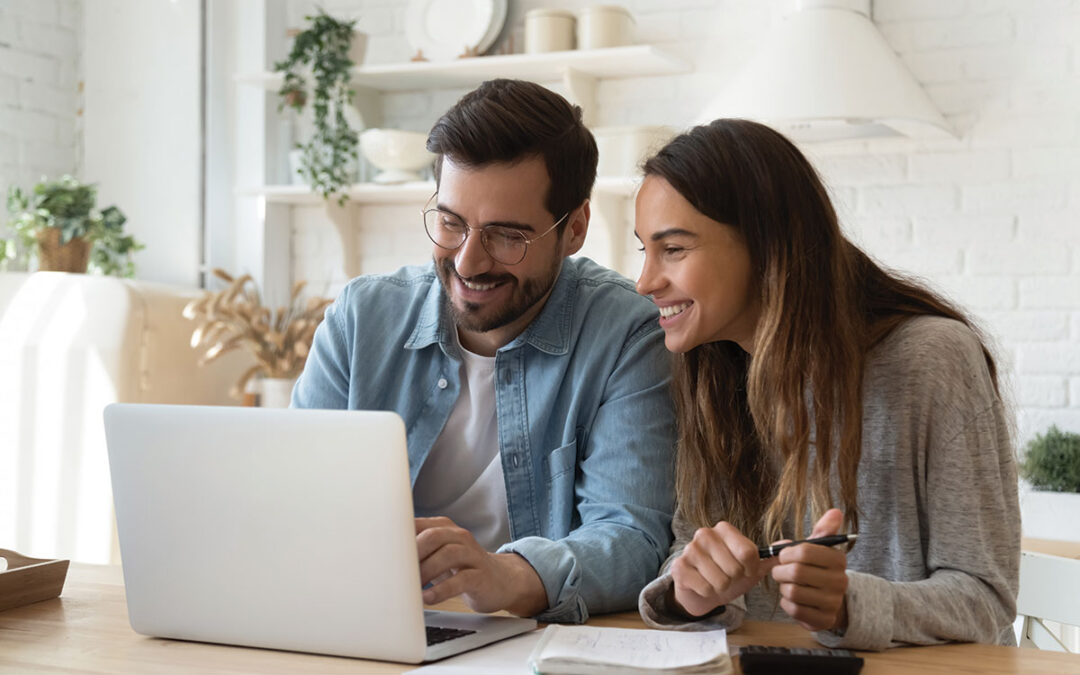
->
[422, 193, 568, 265]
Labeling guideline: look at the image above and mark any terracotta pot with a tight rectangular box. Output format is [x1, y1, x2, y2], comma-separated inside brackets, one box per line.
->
[36, 228, 90, 273]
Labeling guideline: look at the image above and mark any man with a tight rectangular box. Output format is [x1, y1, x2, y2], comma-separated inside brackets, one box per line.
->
[293, 79, 674, 624]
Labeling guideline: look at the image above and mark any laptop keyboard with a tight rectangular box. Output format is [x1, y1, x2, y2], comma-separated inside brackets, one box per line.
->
[426, 625, 477, 646]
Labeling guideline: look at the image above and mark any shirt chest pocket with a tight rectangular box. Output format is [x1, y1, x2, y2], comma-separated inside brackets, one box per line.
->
[544, 440, 577, 535]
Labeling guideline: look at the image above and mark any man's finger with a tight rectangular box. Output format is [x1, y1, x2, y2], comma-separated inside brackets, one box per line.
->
[416, 523, 473, 560]
[415, 516, 455, 533]
[419, 543, 477, 585]
[422, 568, 479, 605]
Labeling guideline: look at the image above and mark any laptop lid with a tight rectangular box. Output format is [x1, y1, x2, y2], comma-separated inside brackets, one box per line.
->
[104, 403, 430, 662]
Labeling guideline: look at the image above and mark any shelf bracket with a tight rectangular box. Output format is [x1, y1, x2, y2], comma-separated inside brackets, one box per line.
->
[561, 67, 598, 127]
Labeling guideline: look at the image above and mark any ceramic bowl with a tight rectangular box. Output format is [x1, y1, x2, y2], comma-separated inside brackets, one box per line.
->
[359, 129, 436, 184]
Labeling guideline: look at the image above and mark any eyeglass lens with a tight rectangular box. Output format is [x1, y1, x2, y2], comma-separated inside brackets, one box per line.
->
[424, 210, 529, 264]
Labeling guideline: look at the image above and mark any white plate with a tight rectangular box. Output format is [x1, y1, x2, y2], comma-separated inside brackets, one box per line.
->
[405, 0, 507, 62]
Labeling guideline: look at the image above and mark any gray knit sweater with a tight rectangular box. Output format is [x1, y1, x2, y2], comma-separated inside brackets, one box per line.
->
[639, 316, 1020, 651]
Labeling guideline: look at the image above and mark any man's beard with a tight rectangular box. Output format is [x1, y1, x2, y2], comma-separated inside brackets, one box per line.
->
[435, 256, 561, 334]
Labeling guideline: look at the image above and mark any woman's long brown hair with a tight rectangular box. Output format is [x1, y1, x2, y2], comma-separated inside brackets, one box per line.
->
[644, 120, 998, 543]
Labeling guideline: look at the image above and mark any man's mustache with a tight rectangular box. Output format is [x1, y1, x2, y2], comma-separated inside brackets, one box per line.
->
[437, 258, 514, 286]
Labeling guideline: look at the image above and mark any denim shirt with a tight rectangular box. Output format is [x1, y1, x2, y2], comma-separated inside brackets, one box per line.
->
[292, 257, 676, 623]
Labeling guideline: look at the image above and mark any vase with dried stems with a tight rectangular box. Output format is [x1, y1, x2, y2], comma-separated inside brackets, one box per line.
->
[183, 268, 333, 401]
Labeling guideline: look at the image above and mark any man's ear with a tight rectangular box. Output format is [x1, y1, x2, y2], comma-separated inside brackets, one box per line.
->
[561, 200, 590, 257]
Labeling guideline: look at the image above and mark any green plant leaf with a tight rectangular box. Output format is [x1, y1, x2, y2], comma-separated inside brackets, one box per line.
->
[1020, 425, 1080, 493]
[4, 174, 143, 277]
[275, 9, 360, 203]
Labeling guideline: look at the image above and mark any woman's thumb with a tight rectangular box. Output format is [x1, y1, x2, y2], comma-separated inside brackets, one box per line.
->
[810, 508, 844, 539]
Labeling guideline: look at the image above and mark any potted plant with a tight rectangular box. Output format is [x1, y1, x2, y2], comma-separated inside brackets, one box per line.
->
[3, 175, 143, 277]
[1019, 425, 1080, 541]
[183, 268, 333, 406]
[275, 9, 361, 204]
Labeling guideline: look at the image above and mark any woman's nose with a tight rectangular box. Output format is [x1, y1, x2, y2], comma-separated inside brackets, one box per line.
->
[636, 258, 659, 296]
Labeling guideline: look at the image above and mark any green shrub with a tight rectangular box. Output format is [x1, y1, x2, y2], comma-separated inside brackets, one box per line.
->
[1020, 426, 1080, 493]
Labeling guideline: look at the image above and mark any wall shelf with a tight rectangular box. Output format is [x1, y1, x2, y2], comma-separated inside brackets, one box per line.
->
[240, 176, 639, 206]
[233, 38, 686, 296]
[236, 45, 691, 92]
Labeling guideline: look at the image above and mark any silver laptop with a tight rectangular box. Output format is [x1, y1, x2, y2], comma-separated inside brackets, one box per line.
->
[103, 403, 537, 663]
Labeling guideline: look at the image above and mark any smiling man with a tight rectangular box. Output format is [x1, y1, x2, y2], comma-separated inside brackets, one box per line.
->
[292, 79, 675, 623]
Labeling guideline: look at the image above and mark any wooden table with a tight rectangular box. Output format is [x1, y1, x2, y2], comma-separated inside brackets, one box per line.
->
[2, 564, 1079, 674]
[1023, 537, 1080, 560]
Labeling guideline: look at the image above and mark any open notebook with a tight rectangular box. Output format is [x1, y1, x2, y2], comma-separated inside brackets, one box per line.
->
[528, 625, 731, 674]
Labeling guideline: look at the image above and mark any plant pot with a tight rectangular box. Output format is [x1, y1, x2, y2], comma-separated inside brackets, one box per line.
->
[348, 31, 367, 66]
[1019, 483, 1080, 541]
[36, 228, 90, 273]
[260, 377, 297, 409]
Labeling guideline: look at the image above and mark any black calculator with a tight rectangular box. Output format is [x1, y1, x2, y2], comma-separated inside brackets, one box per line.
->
[739, 645, 864, 674]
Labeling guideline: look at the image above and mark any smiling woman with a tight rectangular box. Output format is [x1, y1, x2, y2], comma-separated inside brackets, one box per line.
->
[635, 176, 759, 354]
[635, 119, 1020, 652]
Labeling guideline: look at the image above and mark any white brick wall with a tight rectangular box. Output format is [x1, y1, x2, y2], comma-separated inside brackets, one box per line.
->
[0, 0, 81, 219]
[279, 0, 1080, 443]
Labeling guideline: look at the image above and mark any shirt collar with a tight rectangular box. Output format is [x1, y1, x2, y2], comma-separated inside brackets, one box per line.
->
[404, 260, 578, 356]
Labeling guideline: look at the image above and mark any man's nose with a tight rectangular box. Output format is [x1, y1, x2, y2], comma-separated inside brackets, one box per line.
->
[453, 229, 494, 278]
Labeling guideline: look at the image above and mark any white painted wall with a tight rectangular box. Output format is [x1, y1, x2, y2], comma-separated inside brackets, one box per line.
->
[5, 0, 1079, 444]
[277, 0, 1080, 446]
[82, 0, 201, 287]
[0, 0, 82, 224]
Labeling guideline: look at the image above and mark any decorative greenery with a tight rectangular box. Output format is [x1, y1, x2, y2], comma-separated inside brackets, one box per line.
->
[3, 175, 143, 277]
[274, 9, 359, 204]
[183, 268, 333, 399]
[1021, 425, 1080, 493]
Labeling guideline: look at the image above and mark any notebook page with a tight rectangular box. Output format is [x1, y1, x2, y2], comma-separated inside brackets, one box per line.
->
[536, 625, 728, 669]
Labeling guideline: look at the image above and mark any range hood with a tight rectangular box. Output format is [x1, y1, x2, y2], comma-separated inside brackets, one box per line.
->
[701, 0, 954, 142]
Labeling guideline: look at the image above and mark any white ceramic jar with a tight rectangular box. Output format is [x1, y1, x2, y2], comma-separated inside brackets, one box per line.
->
[525, 8, 576, 54]
[577, 5, 635, 50]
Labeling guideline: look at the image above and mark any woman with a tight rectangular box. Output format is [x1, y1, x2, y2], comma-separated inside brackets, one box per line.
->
[634, 119, 1019, 651]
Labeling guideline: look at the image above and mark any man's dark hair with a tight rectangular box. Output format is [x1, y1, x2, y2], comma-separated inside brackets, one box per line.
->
[426, 79, 598, 231]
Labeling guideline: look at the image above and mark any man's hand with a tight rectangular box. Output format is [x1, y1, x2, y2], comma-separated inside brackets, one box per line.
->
[415, 517, 548, 617]
[770, 508, 849, 632]
[670, 521, 778, 618]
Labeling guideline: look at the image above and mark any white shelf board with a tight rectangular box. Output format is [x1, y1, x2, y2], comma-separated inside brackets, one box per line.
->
[241, 176, 640, 206]
[237, 45, 691, 91]
[238, 182, 434, 205]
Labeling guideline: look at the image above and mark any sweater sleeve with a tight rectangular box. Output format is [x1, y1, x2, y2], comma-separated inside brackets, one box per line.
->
[815, 389, 1020, 649]
[637, 510, 748, 632]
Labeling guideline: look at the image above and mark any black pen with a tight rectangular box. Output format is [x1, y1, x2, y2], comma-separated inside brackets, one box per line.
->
[758, 533, 858, 559]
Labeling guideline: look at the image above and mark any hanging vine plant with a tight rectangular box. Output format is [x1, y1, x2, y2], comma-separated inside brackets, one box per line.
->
[274, 9, 359, 204]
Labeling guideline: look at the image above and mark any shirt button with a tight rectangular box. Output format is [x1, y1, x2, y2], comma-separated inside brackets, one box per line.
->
[502, 369, 511, 384]
[512, 455, 520, 468]
[437, 378, 448, 389]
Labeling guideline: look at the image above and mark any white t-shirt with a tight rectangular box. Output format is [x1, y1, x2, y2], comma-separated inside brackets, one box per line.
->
[412, 335, 511, 552]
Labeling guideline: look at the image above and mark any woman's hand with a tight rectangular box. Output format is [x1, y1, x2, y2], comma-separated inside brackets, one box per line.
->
[771, 508, 850, 632]
[670, 521, 777, 618]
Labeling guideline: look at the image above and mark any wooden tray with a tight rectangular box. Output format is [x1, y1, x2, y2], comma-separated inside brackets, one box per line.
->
[0, 548, 70, 612]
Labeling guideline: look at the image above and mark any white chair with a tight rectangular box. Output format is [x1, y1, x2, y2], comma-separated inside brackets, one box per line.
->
[1016, 550, 1080, 652]
[0, 272, 250, 565]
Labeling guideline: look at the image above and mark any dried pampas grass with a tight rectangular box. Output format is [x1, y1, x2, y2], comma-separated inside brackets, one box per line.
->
[183, 268, 333, 399]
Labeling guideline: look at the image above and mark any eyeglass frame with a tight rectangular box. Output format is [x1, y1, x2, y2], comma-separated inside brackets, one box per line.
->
[422, 192, 570, 266]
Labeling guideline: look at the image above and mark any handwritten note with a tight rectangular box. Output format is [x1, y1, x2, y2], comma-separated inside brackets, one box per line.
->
[529, 625, 730, 674]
